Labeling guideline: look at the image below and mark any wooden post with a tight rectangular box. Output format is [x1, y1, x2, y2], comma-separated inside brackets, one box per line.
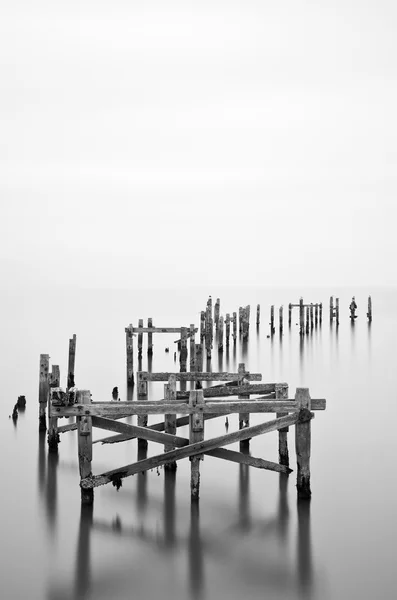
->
[125, 324, 134, 385]
[180, 327, 188, 371]
[232, 312, 237, 342]
[189, 390, 205, 499]
[200, 311, 205, 341]
[295, 388, 312, 499]
[39, 354, 49, 431]
[279, 306, 283, 333]
[270, 305, 275, 335]
[67, 334, 77, 390]
[310, 304, 314, 329]
[137, 372, 148, 448]
[48, 366, 60, 452]
[246, 305, 250, 333]
[329, 297, 334, 322]
[205, 300, 212, 359]
[164, 376, 177, 471]
[225, 313, 230, 346]
[138, 319, 143, 357]
[305, 307, 309, 334]
[315, 304, 318, 326]
[218, 316, 224, 352]
[78, 390, 93, 505]
[319, 302, 323, 324]
[367, 296, 372, 322]
[288, 303, 292, 327]
[238, 307, 243, 334]
[276, 383, 289, 467]
[299, 298, 304, 335]
[190, 324, 196, 371]
[238, 363, 250, 449]
[214, 298, 220, 329]
[195, 343, 203, 372]
[256, 304, 260, 326]
[335, 298, 339, 326]
[147, 318, 153, 355]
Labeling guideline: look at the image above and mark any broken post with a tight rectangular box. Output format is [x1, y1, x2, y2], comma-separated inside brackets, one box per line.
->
[276, 383, 289, 467]
[67, 334, 76, 390]
[147, 318, 153, 355]
[214, 298, 220, 329]
[279, 306, 283, 334]
[195, 344, 203, 372]
[270, 306, 275, 335]
[189, 389, 205, 499]
[190, 324, 196, 371]
[367, 296, 372, 322]
[330, 297, 334, 322]
[256, 304, 260, 326]
[295, 388, 312, 499]
[218, 316, 224, 352]
[48, 366, 61, 452]
[125, 324, 134, 385]
[288, 303, 292, 327]
[39, 354, 50, 431]
[232, 312, 237, 342]
[78, 390, 93, 505]
[180, 327, 188, 371]
[299, 298, 304, 336]
[164, 376, 177, 471]
[335, 298, 339, 326]
[225, 313, 230, 346]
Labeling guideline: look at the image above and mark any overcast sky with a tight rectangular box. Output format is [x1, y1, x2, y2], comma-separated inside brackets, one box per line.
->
[1, 1, 396, 289]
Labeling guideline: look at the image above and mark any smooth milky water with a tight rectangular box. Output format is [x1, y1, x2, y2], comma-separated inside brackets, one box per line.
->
[1, 286, 396, 600]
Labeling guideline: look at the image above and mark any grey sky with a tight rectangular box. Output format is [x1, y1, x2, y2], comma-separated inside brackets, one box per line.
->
[1, 1, 396, 289]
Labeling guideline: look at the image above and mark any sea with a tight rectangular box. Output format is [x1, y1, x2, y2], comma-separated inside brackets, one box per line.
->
[1, 285, 396, 600]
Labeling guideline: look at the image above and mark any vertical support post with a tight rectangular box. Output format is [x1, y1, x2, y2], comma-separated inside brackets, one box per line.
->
[295, 388, 312, 499]
[279, 306, 283, 333]
[246, 305, 250, 334]
[195, 343, 203, 372]
[214, 298, 220, 329]
[218, 316, 224, 352]
[200, 311, 205, 341]
[270, 305, 275, 335]
[225, 313, 230, 346]
[319, 302, 323, 324]
[367, 296, 372, 322]
[78, 390, 93, 505]
[137, 372, 148, 449]
[238, 363, 250, 449]
[256, 304, 260, 326]
[305, 307, 310, 334]
[276, 383, 289, 467]
[299, 298, 304, 335]
[205, 299, 212, 359]
[310, 304, 314, 329]
[315, 304, 318, 326]
[164, 375, 177, 471]
[239, 307, 243, 334]
[147, 318, 153, 355]
[330, 297, 334, 322]
[189, 390, 204, 500]
[180, 327, 188, 371]
[190, 324, 196, 371]
[288, 303, 292, 327]
[138, 319, 143, 357]
[232, 312, 237, 342]
[67, 334, 77, 390]
[335, 298, 339, 326]
[39, 354, 50, 431]
[48, 366, 60, 452]
[125, 324, 134, 385]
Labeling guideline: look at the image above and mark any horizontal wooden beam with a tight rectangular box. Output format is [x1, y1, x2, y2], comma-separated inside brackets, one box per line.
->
[177, 385, 275, 399]
[54, 398, 326, 418]
[138, 371, 263, 382]
[57, 413, 127, 434]
[82, 412, 307, 488]
[131, 327, 198, 334]
[207, 448, 292, 474]
[91, 416, 188, 447]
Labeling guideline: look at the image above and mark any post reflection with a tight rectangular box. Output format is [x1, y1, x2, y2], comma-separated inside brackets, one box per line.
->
[238, 446, 251, 531]
[297, 499, 313, 599]
[188, 501, 205, 600]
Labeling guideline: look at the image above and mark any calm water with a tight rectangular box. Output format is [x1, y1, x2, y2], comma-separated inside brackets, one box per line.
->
[1, 286, 396, 600]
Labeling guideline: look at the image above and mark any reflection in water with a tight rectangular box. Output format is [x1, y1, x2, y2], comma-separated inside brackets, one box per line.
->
[188, 502, 205, 600]
[46, 452, 59, 538]
[241, 338, 248, 362]
[74, 504, 93, 600]
[137, 443, 148, 513]
[277, 474, 289, 543]
[225, 346, 230, 371]
[164, 469, 176, 548]
[238, 446, 251, 532]
[299, 335, 304, 377]
[297, 499, 313, 599]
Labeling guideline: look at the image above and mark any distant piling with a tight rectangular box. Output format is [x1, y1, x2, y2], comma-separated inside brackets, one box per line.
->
[367, 296, 372, 322]
[67, 334, 76, 390]
[38, 354, 50, 431]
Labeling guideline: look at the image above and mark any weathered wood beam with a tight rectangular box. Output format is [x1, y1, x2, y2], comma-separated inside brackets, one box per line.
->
[132, 327, 198, 334]
[177, 384, 275, 399]
[53, 398, 326, 418]
[137, 371, 262, 382]
[82, 412, 307, 489]
[91, 416, 189, 447]
[207, 448, 291, 474]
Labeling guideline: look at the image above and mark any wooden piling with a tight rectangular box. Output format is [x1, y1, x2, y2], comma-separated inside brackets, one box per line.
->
[138, 319, 143, 357]
[39, 354, 50, 431]
[279, 306, 283, 333]
[270, 306, 275, 335]
[335, 298, 339, 326]
[190, 324, 196, 371]
[205, 300, 212, 359]
[125, 324, 134, 385]
[48, 366, 60, 452]
[305, 307, 309, 334]
[180, 327, 188, 371]
[218, 316, 224, 352]
[299, 298, 304, 335]
[189, 390, 205, 499]
[319, 303, 323, 324]
[164, 376, 177, 471]
[200, 311, 205, 341]
[315, 304, 318, 326]
[67, 334, 77, 390]
[225, 313, 230, 346]
[288, 303, 292, 327]
[238, 363, 250, 449]
[78, 390, 93, 504]
[137, 372, 148, 448]
[367, 296, 372, 322]
[310, 304, 314, 329]
[214, 298, 220, 329]
[295, 388, 312, 499]
[276, 383, 289, 467]
[147, 318, 153, 355]
[329, 297, 334, 322]
[256, 304, 260, 326]
[232, 312, 237, 342]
